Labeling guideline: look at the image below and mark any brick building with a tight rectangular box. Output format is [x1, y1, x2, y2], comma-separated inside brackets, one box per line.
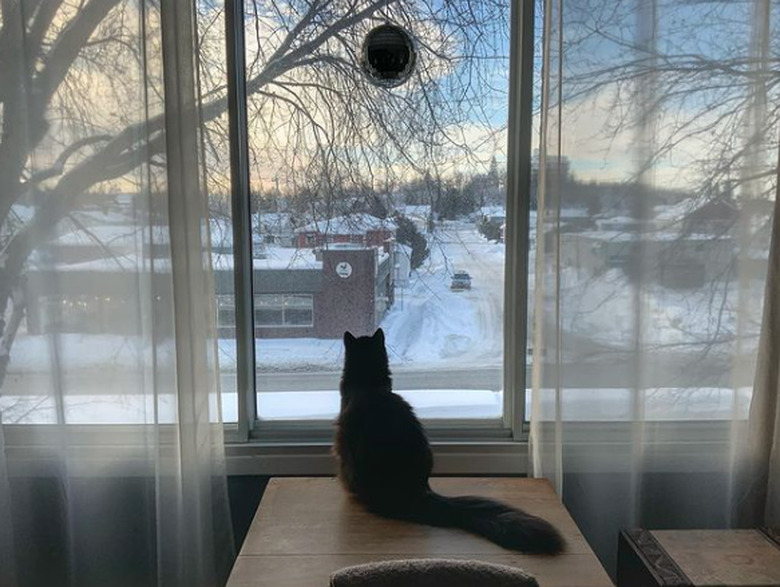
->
[212, 245, 395, 339]
[25, 239, 396, 341]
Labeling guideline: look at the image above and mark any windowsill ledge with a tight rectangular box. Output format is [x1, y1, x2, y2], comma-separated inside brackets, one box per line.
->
[224, 440, 529, 476]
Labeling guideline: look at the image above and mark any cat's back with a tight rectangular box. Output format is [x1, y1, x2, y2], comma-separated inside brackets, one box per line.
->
[337, 388, 419, 437]
[336, 390, 432, 499]
[336, 389, 430, 464]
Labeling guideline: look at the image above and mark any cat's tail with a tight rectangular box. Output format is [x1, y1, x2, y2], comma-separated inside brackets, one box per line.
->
[394, 491, 565, 555]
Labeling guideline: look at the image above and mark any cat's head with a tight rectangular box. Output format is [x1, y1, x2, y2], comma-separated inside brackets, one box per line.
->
[342, 328, 390, 381]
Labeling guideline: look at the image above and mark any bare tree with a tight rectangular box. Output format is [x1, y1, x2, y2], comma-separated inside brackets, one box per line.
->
[0, 0, 510, 390]
[554, 0, 779, 203]
[541, 0, 779, 376]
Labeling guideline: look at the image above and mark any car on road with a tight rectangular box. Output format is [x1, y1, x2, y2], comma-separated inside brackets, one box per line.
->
[450, 270, 472, 291]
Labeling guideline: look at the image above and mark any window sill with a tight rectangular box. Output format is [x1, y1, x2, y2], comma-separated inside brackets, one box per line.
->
[224, 440, 530, 476]
[1, 421, 743, 477]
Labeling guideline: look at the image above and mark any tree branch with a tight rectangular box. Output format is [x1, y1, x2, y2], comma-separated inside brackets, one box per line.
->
[21, 133, 113, 189]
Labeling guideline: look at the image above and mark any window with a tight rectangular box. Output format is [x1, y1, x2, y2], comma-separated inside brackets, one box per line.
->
[34, 294, 133, 335]
[526, 0, 775, 432]
[226, 0, 521, 432]
[254, 294, 313, 328]
[37, 295, 94, 333]
[0, 0, 772, 477]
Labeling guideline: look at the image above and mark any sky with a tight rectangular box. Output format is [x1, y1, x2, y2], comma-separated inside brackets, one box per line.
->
[232, 0, 778, 198]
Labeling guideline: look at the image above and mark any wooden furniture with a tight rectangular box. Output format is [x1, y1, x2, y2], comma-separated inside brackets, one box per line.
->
[618, 528, 780, 586]
[227, 477, 612, 587]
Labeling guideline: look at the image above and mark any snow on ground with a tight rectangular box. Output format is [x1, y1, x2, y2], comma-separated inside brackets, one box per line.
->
[11, 221, 759, 374]
[7, 221, 762, 375]
[219, 338, 343, 372]
[214, 246, 322, 270]
[219, 221, 506, 372]
[0, 386, 751, 424]
[2, 221, 764, 424]
[557, 266, 764, 353]
[257, 389, 502, 421]
[381, 222, 505, 368]
[8, 333, 173, 372]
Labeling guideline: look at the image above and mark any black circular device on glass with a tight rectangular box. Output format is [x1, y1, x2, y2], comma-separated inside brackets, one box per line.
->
[360, 23, 416, 87]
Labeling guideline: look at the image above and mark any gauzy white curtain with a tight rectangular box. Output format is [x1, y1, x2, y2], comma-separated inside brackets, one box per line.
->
[0, 0, 234, 585]
[530, 0, 780, 578]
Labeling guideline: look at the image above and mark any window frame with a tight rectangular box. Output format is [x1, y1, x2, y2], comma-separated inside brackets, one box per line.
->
[222, 0, 536, 454]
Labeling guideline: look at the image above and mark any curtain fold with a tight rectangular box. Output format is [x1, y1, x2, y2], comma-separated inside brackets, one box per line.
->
[530, 0, 780, 578]
[735, 140, 780, 528]
[0, 0, 234, 585]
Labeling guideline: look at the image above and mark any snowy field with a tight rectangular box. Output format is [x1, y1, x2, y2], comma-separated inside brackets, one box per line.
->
[0, 386, 751, 424]
[556, 267, 764, 355]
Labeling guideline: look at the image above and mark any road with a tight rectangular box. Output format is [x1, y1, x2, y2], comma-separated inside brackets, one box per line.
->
[2, 353, 747, 399]
[254, 353, 746, 392]
[435, 222, 505, 365]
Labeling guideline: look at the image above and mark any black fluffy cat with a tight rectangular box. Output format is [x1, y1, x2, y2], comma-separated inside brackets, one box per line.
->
[334, 328, 565, 555]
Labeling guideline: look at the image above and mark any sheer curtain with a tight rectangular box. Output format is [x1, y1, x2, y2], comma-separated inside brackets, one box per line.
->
[530, 0, 779, 577]
[0, 0, 234, 585]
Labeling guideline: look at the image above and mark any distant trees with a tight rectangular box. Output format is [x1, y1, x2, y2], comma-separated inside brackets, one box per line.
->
[434, 184, 478, 220]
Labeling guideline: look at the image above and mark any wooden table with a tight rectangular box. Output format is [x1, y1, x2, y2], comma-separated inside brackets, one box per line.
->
[227, 477, 612, 587]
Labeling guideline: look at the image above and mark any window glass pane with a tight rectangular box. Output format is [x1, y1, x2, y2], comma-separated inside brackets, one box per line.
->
[256, 310, 283, 326]
[217, 295, 237, 329]
[526, 0, 778, 423]
[243, 0, 512, 422]
[285, 295, 312, 308]
[285, 309, 313, 326]
[1, 0, 171, 425]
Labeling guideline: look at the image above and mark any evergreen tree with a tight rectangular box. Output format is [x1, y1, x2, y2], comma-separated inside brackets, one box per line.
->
[395, 216, 430, 270]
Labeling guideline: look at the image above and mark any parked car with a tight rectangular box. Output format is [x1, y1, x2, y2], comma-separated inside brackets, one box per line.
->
[450, 270, 472, 291]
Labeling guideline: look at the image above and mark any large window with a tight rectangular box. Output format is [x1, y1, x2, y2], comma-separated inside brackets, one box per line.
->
[225, 0, 520, 430]
[2, 0, 774, 463]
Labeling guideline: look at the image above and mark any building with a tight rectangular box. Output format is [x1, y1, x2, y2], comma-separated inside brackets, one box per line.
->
[560, 200, 739, 289]
[479, 206, 505, 225]
[682, 197, 739, 236]
[213, 245, 395, 339]
[295, 214, 396, 249]
[560, 230, 734, 289]
[24, 223, 396, 340]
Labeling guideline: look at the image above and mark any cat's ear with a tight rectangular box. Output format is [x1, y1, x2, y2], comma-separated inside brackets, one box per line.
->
[373, 328, 385, 345]
[343, 331, 356, 347]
